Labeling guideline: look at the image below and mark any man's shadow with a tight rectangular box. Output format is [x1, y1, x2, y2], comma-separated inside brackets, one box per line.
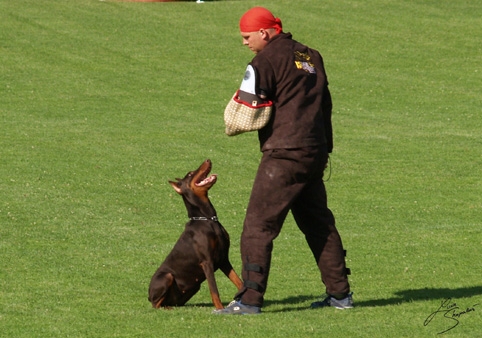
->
[355, 286, 482, 307]
[189, 286, 482, 311]
[263, 285, 482, 311]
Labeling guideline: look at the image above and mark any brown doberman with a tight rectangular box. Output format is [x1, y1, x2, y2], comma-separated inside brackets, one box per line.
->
[148, 159, 243, 310]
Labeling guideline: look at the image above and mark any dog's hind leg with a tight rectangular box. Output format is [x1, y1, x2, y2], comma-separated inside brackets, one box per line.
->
[148, 271, 174, 309]
[220, 263, 243, 290]
[227, 268, 243, 290]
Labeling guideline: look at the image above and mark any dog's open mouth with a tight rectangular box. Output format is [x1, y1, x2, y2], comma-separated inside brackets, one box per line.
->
[195, 174, 217, 187]
[194, 160, 217, 187]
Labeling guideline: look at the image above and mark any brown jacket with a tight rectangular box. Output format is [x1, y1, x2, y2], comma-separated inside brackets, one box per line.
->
[250, 33, 333, 152]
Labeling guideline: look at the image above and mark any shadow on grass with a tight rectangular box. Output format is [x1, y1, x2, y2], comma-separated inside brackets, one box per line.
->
[356, 286, 482, 307]
[265, 286, 482, 312]
[188, 286, 482, 311]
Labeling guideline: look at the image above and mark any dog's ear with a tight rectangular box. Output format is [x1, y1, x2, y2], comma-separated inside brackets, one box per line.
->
[169, 180, 182, 194]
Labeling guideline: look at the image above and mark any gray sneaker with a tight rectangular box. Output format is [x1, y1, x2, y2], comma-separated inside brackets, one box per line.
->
[311, 293, 354, 309]
[213, 300, 261, 315]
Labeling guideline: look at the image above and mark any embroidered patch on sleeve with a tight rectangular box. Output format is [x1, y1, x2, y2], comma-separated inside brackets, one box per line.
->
[294, 51, 316, 74]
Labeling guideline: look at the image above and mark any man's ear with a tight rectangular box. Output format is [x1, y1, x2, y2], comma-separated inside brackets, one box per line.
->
[169, 180, 182, 194]
[260, 28, 274, 40]
[259, 29, 268, 40]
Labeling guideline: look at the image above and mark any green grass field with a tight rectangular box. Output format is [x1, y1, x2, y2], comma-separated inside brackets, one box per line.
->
[1, 0, 481, 337]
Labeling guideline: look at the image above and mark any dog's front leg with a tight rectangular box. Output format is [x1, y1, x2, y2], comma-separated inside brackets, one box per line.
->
[200, 262, 223, 309]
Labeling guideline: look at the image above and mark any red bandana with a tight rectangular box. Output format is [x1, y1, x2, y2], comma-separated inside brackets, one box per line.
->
[239, 7, 283, 33]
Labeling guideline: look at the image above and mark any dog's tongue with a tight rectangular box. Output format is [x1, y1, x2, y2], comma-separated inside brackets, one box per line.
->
[196, 174, 217, 186]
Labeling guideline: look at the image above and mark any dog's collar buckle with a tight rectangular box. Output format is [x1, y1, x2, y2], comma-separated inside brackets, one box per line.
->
[190, 216, 218, 222]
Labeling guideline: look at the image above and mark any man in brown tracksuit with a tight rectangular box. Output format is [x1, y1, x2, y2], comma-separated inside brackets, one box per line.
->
[216, 7, 352, 315]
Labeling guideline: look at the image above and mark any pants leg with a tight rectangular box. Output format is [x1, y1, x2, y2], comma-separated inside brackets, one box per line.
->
[291, 166, 350, 298]
[236, 147, 327, 307]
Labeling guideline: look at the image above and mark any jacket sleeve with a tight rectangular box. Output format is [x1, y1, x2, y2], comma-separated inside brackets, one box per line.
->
[250, 57, 276, 99]
[322, 84, 333, 153]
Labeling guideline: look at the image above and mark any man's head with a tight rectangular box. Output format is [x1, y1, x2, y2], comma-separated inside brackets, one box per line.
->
[239, 7, 283, 54]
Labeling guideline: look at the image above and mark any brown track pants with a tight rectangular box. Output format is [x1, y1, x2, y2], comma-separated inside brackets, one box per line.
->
[235, 146, 350, 307]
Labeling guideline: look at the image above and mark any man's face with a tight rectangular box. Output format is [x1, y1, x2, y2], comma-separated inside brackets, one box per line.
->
[240, 30, 269, 54]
